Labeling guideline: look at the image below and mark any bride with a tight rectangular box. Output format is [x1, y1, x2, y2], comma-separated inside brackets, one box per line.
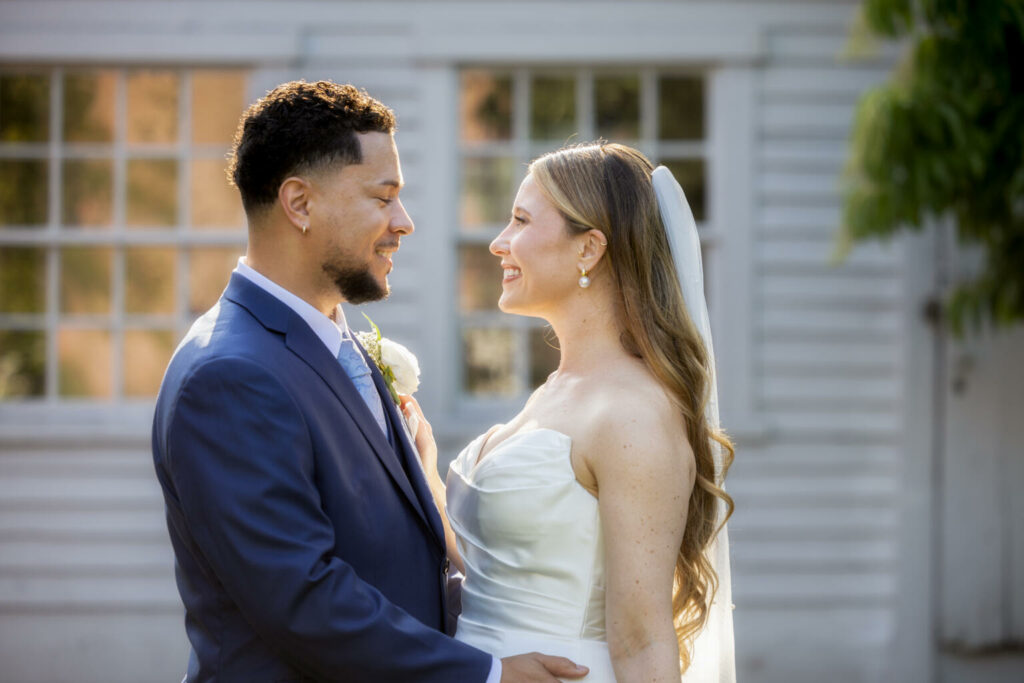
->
[406, 143, 734, 681]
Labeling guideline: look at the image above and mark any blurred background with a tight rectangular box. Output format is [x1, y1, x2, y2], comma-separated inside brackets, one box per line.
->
[0, 1, 1021, 681]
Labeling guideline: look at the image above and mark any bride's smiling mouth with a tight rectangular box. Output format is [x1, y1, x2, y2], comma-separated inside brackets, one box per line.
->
[501, 264, 522, 283]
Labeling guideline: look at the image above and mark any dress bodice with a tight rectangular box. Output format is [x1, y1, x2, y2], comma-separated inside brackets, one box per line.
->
[447, 427, 616, 680]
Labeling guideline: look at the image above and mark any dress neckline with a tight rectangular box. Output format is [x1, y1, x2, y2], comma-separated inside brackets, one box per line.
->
[472, 425, 573, 473]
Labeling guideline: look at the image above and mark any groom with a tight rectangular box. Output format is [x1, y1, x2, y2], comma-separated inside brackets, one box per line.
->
[151, 81, 587, 682]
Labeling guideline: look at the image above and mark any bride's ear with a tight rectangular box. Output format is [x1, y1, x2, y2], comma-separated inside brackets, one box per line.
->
[576, 229, 609, 270]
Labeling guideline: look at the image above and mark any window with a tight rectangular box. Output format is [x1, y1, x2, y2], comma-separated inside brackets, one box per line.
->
[456, 68, 710, 399]
[0, 67, 248, 401]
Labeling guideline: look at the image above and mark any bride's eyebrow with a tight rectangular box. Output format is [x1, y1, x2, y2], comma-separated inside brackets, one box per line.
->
[513, 206, 531, 217]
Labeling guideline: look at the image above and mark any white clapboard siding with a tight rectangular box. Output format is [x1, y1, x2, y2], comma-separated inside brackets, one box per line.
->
[725, 27, 904, 665]
[758, 236, 899, 272]
[762, 66, 895, 99]
[762, 102, 856, 139]
[760, 204, 845, 234]
[0, 2, 918, 682]
[760, 139, 850, 173]
[761, 339, 899, 374]
[761, 307, 901, 340]
[766, 31, 904, 64]
[0, 438, 179, 610]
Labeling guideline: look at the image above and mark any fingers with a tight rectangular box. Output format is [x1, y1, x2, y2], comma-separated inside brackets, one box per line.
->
[535, 654, 589, 678]
[501, 653, 589, 682]
[399, 394, 422, 415]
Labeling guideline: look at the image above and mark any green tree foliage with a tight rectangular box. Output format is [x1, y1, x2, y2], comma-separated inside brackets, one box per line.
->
[841, 0, 1024, 333]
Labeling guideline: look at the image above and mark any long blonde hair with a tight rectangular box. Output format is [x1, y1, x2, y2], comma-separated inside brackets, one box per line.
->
[529, 142, 734, 672]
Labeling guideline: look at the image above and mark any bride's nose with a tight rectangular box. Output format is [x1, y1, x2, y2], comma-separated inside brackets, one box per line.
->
[489, 225, 511, 256]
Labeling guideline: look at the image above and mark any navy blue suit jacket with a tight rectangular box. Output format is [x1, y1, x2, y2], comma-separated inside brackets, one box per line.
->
[152, 273, 491, 682]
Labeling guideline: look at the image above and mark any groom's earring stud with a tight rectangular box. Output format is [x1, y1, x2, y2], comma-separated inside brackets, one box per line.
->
[578, 265, 591, 289]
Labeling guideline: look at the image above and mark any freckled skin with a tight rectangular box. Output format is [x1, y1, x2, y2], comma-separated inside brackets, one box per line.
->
[410, 170, 696, 682]
[473, 368, 693, 681]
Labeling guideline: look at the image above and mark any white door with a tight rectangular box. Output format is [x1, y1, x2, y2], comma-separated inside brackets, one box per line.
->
[936, 236, 1024, 682]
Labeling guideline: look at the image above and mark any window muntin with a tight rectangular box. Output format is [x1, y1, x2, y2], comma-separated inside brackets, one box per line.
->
[0, 67, 248, 401]
[456, 67, 709, 399]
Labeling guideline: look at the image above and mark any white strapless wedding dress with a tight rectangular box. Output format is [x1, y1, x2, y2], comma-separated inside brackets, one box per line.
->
[446, 428, 617, 682]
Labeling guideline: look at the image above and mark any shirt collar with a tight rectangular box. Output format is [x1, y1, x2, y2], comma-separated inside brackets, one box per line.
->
[234, 257, 347, 357]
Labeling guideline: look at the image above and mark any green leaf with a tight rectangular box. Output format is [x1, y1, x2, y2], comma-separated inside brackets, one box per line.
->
[362, 312, 382, 341]
[840, 0, 1024, 333]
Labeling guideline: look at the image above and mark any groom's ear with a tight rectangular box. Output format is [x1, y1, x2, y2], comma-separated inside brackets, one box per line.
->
[278, 176, 312, 231]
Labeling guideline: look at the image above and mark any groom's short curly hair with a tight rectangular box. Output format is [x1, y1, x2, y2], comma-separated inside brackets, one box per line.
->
[228, 80, 396, 214]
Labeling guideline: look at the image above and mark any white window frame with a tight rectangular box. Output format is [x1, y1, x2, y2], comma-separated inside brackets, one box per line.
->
[453, 66, 712, 407]
[417, 63, 764, 444]
[0, 66, 248, 412]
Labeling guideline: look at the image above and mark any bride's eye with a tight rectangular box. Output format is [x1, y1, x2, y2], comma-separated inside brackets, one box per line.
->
[512, 214, 526, 225]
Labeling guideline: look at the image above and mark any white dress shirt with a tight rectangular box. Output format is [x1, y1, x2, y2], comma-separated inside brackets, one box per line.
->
[233, 258, 502, 683]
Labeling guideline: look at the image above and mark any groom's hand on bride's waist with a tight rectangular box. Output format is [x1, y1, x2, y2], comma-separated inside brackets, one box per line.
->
[501, 653, 589, 682]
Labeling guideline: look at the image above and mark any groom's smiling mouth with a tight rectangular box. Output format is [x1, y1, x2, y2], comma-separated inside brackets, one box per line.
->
[375, 242, 399, 269]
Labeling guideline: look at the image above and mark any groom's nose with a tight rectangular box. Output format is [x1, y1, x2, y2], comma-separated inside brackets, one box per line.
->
[390, 198, 414, 235]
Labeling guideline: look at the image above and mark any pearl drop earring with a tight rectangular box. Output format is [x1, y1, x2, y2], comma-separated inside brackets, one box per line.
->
[301, 224, 308, 235]
[578, 266, 591, 289]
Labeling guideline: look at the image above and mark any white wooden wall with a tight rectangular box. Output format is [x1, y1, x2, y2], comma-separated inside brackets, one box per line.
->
[725, 19, 906, 683]
[0, 2, 944, 682]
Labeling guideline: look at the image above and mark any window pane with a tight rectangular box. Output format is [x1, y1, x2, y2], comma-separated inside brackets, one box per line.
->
[126, 71, 179, 144]
[123, 328, 176, 397]
[659, 76, 704, 140]
[127, 158, 178, 227]
[530, 76, 575, 141]
[58, 328, 111, 398]
[461, 156, 515, 229]
[191, 158, 243, 228]
[461, 71, 512, 142]
[63, 71, 116, 143]
[188, 247, 241, 316]
[459, 244, 501, 312]
[0, 159, 48, 226]
[528, 327, 560, 388]
[661, 159, 706, 223]
[192, 70, 246, 145]
[126, 247, 176, 314]
[595, 75, 640, 140]
[0, 247, 46, 313]
[62, 159, 113, 227]
[0, 74, 49, 142]
[60, 247, 112, 315]
[462, 327, 518, 396]
[0, 330, 45, 398]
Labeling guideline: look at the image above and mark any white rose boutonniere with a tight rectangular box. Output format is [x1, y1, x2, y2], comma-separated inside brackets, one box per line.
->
[355, 315, 423, 452]
[355, 314, 421, 406]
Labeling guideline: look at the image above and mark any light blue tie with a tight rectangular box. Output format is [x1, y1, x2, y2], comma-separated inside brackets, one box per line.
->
[337, 333, 388, 435]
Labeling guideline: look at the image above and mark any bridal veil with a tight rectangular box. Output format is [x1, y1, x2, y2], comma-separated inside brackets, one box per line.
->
[652, 166, 736, 682]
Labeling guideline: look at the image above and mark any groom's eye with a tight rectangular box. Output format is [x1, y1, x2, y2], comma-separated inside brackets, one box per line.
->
[377, 197, 393, 206]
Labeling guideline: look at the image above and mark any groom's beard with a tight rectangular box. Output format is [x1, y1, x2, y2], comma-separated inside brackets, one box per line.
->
[322, 261, 389, 304]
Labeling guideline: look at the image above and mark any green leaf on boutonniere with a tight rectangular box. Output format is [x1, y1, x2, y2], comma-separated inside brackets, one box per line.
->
[363, 312, 382, 342]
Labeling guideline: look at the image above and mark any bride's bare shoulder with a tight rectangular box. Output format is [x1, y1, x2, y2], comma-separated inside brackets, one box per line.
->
[585, 359, 673, 417]
[576, 363, 694, 474]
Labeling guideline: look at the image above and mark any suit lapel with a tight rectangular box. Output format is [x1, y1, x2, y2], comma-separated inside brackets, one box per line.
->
[358, 342, 447, 549]
[222, 274, 434, 543]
